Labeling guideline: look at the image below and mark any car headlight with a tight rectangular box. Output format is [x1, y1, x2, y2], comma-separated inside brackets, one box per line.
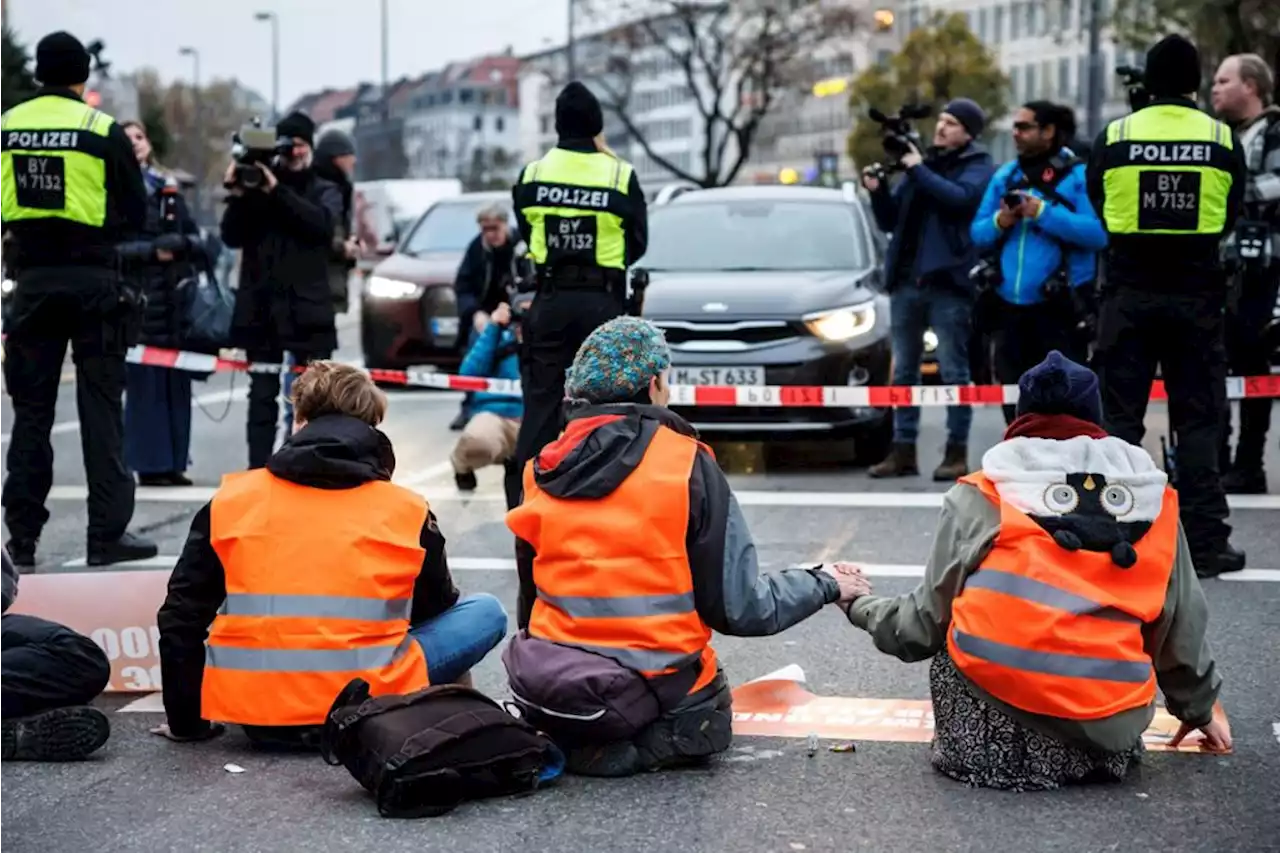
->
[923, 329, 938, 353]
[366, 276, 423, 300]
[1, 278, 14, 297]
[803, 301, 877, 342]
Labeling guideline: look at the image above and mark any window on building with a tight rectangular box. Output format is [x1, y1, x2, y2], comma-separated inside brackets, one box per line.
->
[1010, 2, 1021, 38]
[1025, 62, 1038, 98]
[1078, 55, 1089, 101]
[993, 4, 1005, 43]
[1009, 65, 1022, 102]
[495, 116, 505, 132]
[1060, 0, 1073, 29]
[441, 91, 453, 104]
[474, 115, 482, 131]
[907, 6, 919, 32]
[876, 48, 892, 66]
[540, 115, 550, 134]
[460, 88, 474, 104]
[1059, 57, 1071, 97]
[1026, 1, 1037, 36]
[979, 7, 990, 41]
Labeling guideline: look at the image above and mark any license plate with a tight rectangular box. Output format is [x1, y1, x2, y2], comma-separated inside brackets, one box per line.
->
[671, 366, 765, 386]
[431, 317, 460, 337]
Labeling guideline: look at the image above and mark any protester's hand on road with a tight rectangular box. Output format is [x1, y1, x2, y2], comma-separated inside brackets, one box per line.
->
[823, 562, 873, 604]
[900, 142, 924, 169]
[492, 303, 512, 326]
[860, 167, 881, 193]
[1169, 717, 1232, 753]
[255, 163, 278, 193]
[150, 722, 226, 743]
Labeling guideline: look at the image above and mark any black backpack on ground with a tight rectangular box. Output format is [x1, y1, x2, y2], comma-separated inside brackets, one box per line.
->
[320, 679, 564, 818]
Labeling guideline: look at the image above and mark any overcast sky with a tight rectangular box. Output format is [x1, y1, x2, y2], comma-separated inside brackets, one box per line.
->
[6, 0, 568, 106]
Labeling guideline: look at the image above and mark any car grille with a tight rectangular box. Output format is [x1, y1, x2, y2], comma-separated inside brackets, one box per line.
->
[653, 320, 800, 350]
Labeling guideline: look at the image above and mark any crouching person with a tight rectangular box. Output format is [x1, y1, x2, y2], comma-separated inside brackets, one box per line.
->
[2, 548, 112, 760]
[503, 318, 863, 777]
[155, 362, 508, 748]
[451, 300, 523, 493]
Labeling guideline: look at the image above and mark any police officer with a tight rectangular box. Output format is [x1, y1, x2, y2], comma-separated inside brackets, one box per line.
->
[1, 32, 154, 568]
[510, 82, 647, 486]
[1087, 34, 1248, 578]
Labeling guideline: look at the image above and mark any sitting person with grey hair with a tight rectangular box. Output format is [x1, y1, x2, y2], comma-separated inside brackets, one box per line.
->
[502, 316, 869, 777]
[450, 201, 532, 431]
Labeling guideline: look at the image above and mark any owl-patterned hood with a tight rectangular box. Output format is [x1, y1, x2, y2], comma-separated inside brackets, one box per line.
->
[981, 435, 1168, 524]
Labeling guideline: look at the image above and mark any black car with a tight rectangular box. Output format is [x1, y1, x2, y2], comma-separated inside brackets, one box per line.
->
[639, 185, 892, 460]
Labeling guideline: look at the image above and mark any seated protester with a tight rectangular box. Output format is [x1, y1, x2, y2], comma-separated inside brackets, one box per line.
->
[2, 547, 112, 760]
[504, 317, 866, 777]
[155, 362, 508, 748]
[841, 351, 1229, 791]
[451, 300, 523, 494]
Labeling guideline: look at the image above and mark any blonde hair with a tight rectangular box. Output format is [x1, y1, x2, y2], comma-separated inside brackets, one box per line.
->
[290, 361, 388, 426]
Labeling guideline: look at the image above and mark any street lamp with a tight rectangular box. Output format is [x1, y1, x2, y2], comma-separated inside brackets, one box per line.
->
[254, 11, 279, 122]
[178, 46, 204, 221]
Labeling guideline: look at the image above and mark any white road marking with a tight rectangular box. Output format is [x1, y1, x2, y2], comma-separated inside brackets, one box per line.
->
[118, 694, 165, 713]
[1273, 722, 1280, 745]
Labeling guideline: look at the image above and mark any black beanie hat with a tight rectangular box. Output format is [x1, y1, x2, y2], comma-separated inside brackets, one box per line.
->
[316, 129, 356, 159]
[555, 82, 604, 140]
[35, 31, 91, 87]
[1144, 35, 1201, 98]
[276, 111, 316, 147]
[1015, 350, 1104, 426]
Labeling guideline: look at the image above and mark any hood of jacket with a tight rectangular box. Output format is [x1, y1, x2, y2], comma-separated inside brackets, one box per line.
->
[532, 404, 697, 500]
[266, 414, 396, 489]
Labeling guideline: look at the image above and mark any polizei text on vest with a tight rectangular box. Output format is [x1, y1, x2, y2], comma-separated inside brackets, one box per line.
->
[534, 185, 613, 209]
[4, 131, 82, 150]
[1128, 143, 1213, 163]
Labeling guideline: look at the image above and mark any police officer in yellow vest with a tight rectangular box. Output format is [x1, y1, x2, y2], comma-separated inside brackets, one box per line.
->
[510, 82, 648, 518]
[1087, 35, 1248, 579]
[1, 32, 152, 568]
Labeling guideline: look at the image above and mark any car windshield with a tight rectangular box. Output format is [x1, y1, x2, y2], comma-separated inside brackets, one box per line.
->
[401, 200, 514, 255]
[643, 200, 868, 272]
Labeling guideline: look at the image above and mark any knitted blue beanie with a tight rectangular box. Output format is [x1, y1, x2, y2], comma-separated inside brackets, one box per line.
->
[565, 317, 672, 403]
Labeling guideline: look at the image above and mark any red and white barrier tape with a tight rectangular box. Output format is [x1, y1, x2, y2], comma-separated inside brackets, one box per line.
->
[127, 344, 1280, 409]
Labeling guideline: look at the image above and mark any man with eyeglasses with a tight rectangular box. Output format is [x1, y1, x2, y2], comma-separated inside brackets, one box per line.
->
[450, 202, 529, 431]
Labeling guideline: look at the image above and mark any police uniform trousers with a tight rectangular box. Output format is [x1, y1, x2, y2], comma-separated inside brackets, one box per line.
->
[1094, 284, 1232, 556]
[1222, 268, 1280, 474]
[2, 268, 136, 545]
[245, 348, 331, 470]
[992, 298, 1086, 424]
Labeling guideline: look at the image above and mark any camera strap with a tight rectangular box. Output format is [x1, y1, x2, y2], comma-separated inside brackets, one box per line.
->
[989, 156, 1086, 283]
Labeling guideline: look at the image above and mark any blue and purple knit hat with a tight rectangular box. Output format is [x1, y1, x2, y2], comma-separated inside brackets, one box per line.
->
[565, 316, 672, 403]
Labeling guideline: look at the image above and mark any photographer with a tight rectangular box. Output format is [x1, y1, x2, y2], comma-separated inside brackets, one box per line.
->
[862, 98, 996, 481]
[1212, 54, 1280, 494]
[120, 120, 209, 487]
[220, 111, 343, 470]
[971, 101, 1107, 424]
[450, 299, 524, 494]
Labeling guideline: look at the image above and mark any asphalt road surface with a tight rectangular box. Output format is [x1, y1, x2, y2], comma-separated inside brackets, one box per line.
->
[3, 316, 1278, 853]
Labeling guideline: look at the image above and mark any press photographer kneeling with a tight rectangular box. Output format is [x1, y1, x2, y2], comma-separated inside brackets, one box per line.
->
[220, 112, 342, 470]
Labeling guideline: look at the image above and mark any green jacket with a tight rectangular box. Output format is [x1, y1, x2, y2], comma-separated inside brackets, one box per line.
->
[847, 481, 1220, 754]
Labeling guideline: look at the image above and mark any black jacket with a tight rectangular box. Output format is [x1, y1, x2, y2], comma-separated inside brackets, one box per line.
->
[1088, 97, 1248, 293]
[220, 166, 342, 354]
[512, 139, 648, 273]
[514, 404, 839, 631]
[4, 87, 148, 271]
[119, 171, 208, 347]
[454, 234, 533, 329]
[314, 158, 355, 312]
[156, 414, 459, 736]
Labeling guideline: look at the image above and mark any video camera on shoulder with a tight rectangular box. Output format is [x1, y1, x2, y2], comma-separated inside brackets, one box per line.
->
[1116, 65, 1151, 113]
[228, 118, 294, 190]
[865, 104, 931, 179]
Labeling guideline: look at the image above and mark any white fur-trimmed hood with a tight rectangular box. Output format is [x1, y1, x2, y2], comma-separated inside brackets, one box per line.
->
[981, 435, 1168, 523]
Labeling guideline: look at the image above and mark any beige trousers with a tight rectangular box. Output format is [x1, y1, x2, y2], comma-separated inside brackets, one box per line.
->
[451, 412, 520, 475]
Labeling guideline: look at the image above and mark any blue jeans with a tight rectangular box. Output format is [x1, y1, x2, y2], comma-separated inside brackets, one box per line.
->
[889, 283, 973, 445]
[409, 593, 509, 684]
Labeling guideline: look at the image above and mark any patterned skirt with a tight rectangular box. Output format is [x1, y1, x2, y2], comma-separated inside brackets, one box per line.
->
[929, 649, 1142, 791]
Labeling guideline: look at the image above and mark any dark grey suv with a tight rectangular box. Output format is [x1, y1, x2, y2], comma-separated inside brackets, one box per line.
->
[638, 185, 892, 460]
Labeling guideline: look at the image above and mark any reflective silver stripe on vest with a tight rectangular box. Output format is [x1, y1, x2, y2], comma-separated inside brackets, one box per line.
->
[964, 569, 1140, 623]
[206, 636, 416, 673]
[218, 593, 411, 622]
[537, 591, 696, 619]
[561, 641, 700, 673]
[951, 629, 1152, 684]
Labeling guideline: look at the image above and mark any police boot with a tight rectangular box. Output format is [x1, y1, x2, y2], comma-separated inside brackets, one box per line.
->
[1, 706, 110, 761]
[1221, 467, 1267, 495]
[87, 532, 159, 567]
[4, 537, 37, 569]
[869, 443, 918, 478]
[932, 443, 970, 482]
[1193, 543, 1246, 580]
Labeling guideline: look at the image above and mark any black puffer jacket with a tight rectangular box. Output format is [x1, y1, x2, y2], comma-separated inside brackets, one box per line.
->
[118, 171, 208, 348]
[220, 166, 342, 355]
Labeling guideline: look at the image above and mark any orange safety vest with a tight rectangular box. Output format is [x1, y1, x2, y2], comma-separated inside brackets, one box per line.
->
[201, 469, 431, 727]
[947, 471, 1178, 721]
[506, 419, 719, 695]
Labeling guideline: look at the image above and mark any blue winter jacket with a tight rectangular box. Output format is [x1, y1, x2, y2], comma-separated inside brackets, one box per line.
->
[870, 142, 996, 294]
[970, 149, 1108, 305]
[459, 322, 522, 420]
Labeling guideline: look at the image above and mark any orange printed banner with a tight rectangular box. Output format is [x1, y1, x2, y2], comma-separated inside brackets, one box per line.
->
[8, 570, 171, 692]
[730, 666, 1230, 754]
